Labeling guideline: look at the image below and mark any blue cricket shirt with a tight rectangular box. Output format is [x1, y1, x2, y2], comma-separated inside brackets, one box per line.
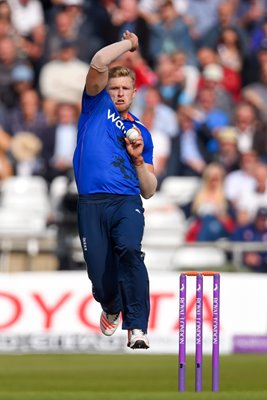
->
[73, 88, 154, 195]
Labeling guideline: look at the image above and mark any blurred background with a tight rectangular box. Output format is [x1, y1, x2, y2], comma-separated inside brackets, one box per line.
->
[1, 0, 267, 356]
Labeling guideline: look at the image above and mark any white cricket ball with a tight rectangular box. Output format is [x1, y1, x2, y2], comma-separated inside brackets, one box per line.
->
[126, 128, 139, 142]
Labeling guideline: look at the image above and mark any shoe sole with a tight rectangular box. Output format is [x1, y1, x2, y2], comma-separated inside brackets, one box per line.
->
[127, 340, 149, 349]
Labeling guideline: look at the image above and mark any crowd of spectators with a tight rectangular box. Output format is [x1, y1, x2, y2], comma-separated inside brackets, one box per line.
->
[1, 0, 267, 272]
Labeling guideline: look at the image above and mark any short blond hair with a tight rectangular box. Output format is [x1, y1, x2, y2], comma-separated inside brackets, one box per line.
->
[108, 66, 136, 86]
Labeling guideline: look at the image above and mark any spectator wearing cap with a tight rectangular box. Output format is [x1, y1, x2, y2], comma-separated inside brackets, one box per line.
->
[199, 63, 235, 120]
[231, 206, 267, 273]
[10, 64, 34, 107]
[39, 38, 88, 121]
[214, 126, 240, 174]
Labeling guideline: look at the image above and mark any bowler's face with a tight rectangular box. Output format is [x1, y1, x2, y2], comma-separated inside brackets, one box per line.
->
[107, 76, 136, 116]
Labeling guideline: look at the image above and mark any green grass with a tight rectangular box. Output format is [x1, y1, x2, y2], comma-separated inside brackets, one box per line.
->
[0, 354, 267, 400]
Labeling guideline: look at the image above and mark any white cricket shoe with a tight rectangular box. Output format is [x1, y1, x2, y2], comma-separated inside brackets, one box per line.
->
[127, 329, 150, 349]
[100, 311, 120, 336]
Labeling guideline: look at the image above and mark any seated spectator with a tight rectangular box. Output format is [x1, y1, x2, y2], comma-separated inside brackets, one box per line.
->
[234, 101, 267, 160]
[131, 85, 176, 180]
[8, 88, 50, 137]
[0, 4, 15, 40]
[185, 162, 236, 241]
[41, 102, 79, 183]
[0, 0, 11, 20]
[10, 64, 35, 107]
[242, 36, 267, 87]
[231, 206, 267, 273]
[235, 162, 267, 223]
[171, 49, 200, 105]
[148, 0, 196, 67]
[166, 105, 212, 177]
[193, 86, 230, 153]
[217, 27, 243, 73]
[215, 27, 243, 100]
[250, 16, 267, 53]
[9, 131, 43, 176]
[107, 0, 151, 63]
[214, 126, 240, 174]
[131, 85, 178, 138]
[38, 39, 88, 120]
[154, 53, 183, 109]
[186, 0, 223, 48]
[0, 36, 23, 109]
[237, 0, 266, 39]
[224, 150, 258, 205]
[87, 0, 122, 47]
[201, 1, 249, 57]
[139, 0, 189, 25]
[197, 47, 219, 71]
[199, 63, 235, 120]
[16, 23, 47, 79]
[8, 0, 45, 37]
[44, 7, 102, 64]
[242, 62, 267, 124]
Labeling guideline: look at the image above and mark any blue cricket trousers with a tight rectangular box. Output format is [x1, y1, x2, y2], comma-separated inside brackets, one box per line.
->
[77, 194, 150, 333]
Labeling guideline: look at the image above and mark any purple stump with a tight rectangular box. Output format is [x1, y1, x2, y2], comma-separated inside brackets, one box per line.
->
[178, 274, 187, 392]
[195, 274, 203, 392]
[212, 273, 220, 392]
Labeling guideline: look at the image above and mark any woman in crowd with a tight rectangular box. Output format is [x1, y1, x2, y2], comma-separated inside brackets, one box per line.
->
[185, 162, 236, 241]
